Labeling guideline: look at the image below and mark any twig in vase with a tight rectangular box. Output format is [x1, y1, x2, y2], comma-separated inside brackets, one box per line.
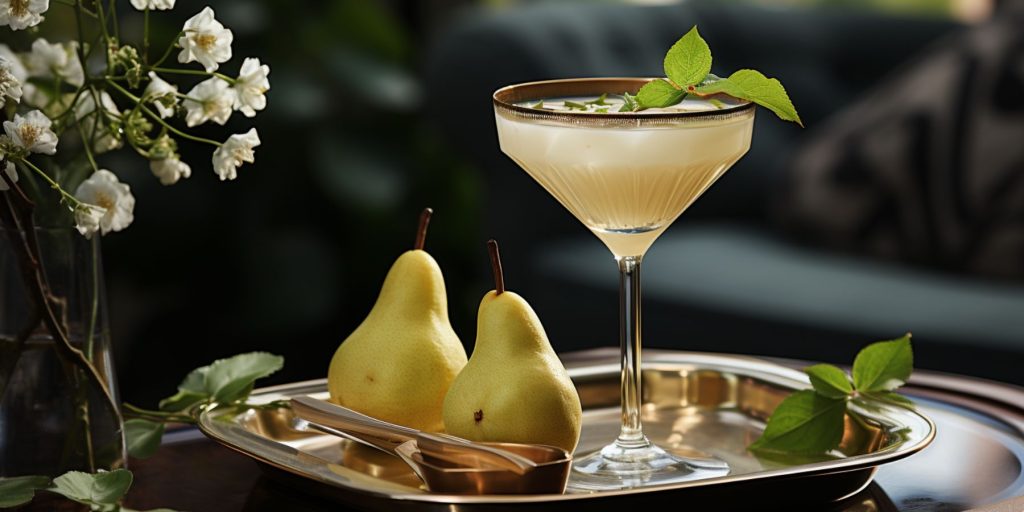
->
[0, 164, 125, 470]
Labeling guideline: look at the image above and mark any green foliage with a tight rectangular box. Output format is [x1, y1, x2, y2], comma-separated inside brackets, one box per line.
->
[695, 69, 803, 126]
[750, 335, 915, 456]
[49, 470, 133, 509]
[124, 419, 165, 459]
[853, 334, 914, 392]
[805, 364, 853, 399]
[664, 26, 712, 88]
[748, 390, 847, 454]
[0, 476, 51, 508]
[636, 79, 685, 109]
[632, 25, 801, 125]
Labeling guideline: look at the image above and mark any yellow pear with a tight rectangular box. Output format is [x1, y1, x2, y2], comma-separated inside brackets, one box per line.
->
[328, 208, 467, 432]
[443, 240, 582, 452]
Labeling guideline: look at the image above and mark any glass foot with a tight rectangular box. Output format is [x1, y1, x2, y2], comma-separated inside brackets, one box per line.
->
[568, 440, 730, 491]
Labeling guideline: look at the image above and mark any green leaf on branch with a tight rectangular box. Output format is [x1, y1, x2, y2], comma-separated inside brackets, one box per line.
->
[637, 79, 686, 109]
[161, 352, 284, 407]
[664, 26, 712, 88]
[853, 334, 913, 393]
[157, 389, 207, 412]
[695, 69, 802, 126]
[49, 469, 133, 508]
[749, 390, 847, 454]
[620, 92, 640, 112]
[0, 475, 51, 507]
[125, 419, 166, 459]
[805, 364, 853, 399]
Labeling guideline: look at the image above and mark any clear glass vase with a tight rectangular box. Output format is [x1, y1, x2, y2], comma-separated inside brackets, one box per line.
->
[0, 226, 125, 476]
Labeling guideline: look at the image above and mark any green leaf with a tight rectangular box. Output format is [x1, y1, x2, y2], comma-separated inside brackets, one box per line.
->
[204, 352, 284, 403]
[862, 391, 916, 410]
[125, 419, 166, 459]
[585, 93, 609, 106]
[637, 79, 685, 109]
[852, 334, 913, 393]
[620, 92, 640, 112]
[805, 364, 853, 399]
[158, 389, 207, 412]
[164, 352, 283, 406]
[49, 469, 133, 506]
[663, 26, 712, 87]
[695, 69, 802, 126]
[0, 476, 50, 508]
[749, 390, 846, 454]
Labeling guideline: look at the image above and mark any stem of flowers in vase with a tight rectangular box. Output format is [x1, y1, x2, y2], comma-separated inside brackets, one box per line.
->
[0, 164, 125, 470]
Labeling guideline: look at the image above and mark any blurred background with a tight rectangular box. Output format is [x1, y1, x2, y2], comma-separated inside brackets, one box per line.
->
[24, 0, 1024, 404]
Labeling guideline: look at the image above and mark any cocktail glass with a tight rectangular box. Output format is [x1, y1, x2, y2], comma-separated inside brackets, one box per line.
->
[492, 78, 755, 490]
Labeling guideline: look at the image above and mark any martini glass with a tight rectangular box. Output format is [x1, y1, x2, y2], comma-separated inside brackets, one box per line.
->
[492, 78, 755, 490]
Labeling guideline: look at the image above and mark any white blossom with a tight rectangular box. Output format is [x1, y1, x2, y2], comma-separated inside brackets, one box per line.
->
[0, 45, 27, 82]
[212, 128, 259, 181]
[177, 7, 233, 72]
[183, 77, 233, 127]
[74, 91, 122, 154]
[0, 57, 23, 109]
[130, 0, 174, 10]
[232, 57, 269, 117]
[3, 109, 57, 154]
[74, 170, 135, 237]
[74, 205, 105, 238]
[144, 72, 178, 119]
[150, 156, 191, 185]
[0, 161, 18, 191]
[0, 0, 48, 30]
[25, 38, 84, 87]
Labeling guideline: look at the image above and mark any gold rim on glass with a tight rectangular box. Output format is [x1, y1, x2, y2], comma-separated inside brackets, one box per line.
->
[492, 78, 755, 126]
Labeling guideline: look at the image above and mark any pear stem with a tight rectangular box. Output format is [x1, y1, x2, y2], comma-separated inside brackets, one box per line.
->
[415, 208, 433, 250]
[487, 239, 505, 295]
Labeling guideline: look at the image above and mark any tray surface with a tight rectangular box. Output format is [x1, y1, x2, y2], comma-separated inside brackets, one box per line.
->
[197, 352, 934, 508]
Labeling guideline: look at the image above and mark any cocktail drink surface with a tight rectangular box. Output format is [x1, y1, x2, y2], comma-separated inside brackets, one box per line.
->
[493, 78, 755, 490]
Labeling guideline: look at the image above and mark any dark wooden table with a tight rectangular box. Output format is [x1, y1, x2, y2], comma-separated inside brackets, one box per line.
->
[116, 358, 1024, 512]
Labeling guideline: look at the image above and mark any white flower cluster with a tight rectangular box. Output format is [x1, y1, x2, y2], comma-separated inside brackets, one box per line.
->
[0, 4, 269, 238]
[0, 0, 49, 31]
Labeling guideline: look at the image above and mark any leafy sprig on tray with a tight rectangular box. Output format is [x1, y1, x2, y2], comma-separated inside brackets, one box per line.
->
[749, 334, 915, 455]
[0, 353, 285, 510]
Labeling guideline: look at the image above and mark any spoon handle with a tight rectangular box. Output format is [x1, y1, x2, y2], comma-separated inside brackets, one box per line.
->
[290, 396, 416, 450]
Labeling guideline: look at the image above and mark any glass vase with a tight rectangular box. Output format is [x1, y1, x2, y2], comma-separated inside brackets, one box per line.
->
[0, 226, 125, 476]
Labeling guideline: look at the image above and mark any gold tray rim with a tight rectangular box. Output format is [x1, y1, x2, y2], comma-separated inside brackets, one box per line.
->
[197, 351, 936, 504]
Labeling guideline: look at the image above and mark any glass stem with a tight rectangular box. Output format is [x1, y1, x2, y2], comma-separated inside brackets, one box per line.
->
[616, 255, 649, 449]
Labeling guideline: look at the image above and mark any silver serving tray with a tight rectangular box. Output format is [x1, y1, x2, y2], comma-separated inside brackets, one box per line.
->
[197, 351, 934, 510]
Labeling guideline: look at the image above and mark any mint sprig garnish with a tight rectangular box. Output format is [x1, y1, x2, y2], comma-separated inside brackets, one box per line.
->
[750, 334, 914, 455]
[631, 25, 802, 126]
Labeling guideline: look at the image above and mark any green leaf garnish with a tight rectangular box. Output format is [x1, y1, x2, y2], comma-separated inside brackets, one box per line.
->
[750, 335, 914, 456]
[637, 79, 686, 109]
[125, 418, 166, 459]
[853, 334, 913, 393]
[563, 100, 588, 110]
[694, 69, 803, 126]
[635, 25, 801, 125]
[50, 469, 133, 507]
[620, 92, 640, 112]
[749, 390, 846, 454]
[530, 100, 545, 109]
[805, 364, 853, 399]
[585, 93, 609, 106]
[0, 476, 51, 508]
[664, 26, 712, 88]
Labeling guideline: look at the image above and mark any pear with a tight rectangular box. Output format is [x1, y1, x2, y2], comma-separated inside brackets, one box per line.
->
[443, 240, 583, 452]
[328, 208, 467, 432]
